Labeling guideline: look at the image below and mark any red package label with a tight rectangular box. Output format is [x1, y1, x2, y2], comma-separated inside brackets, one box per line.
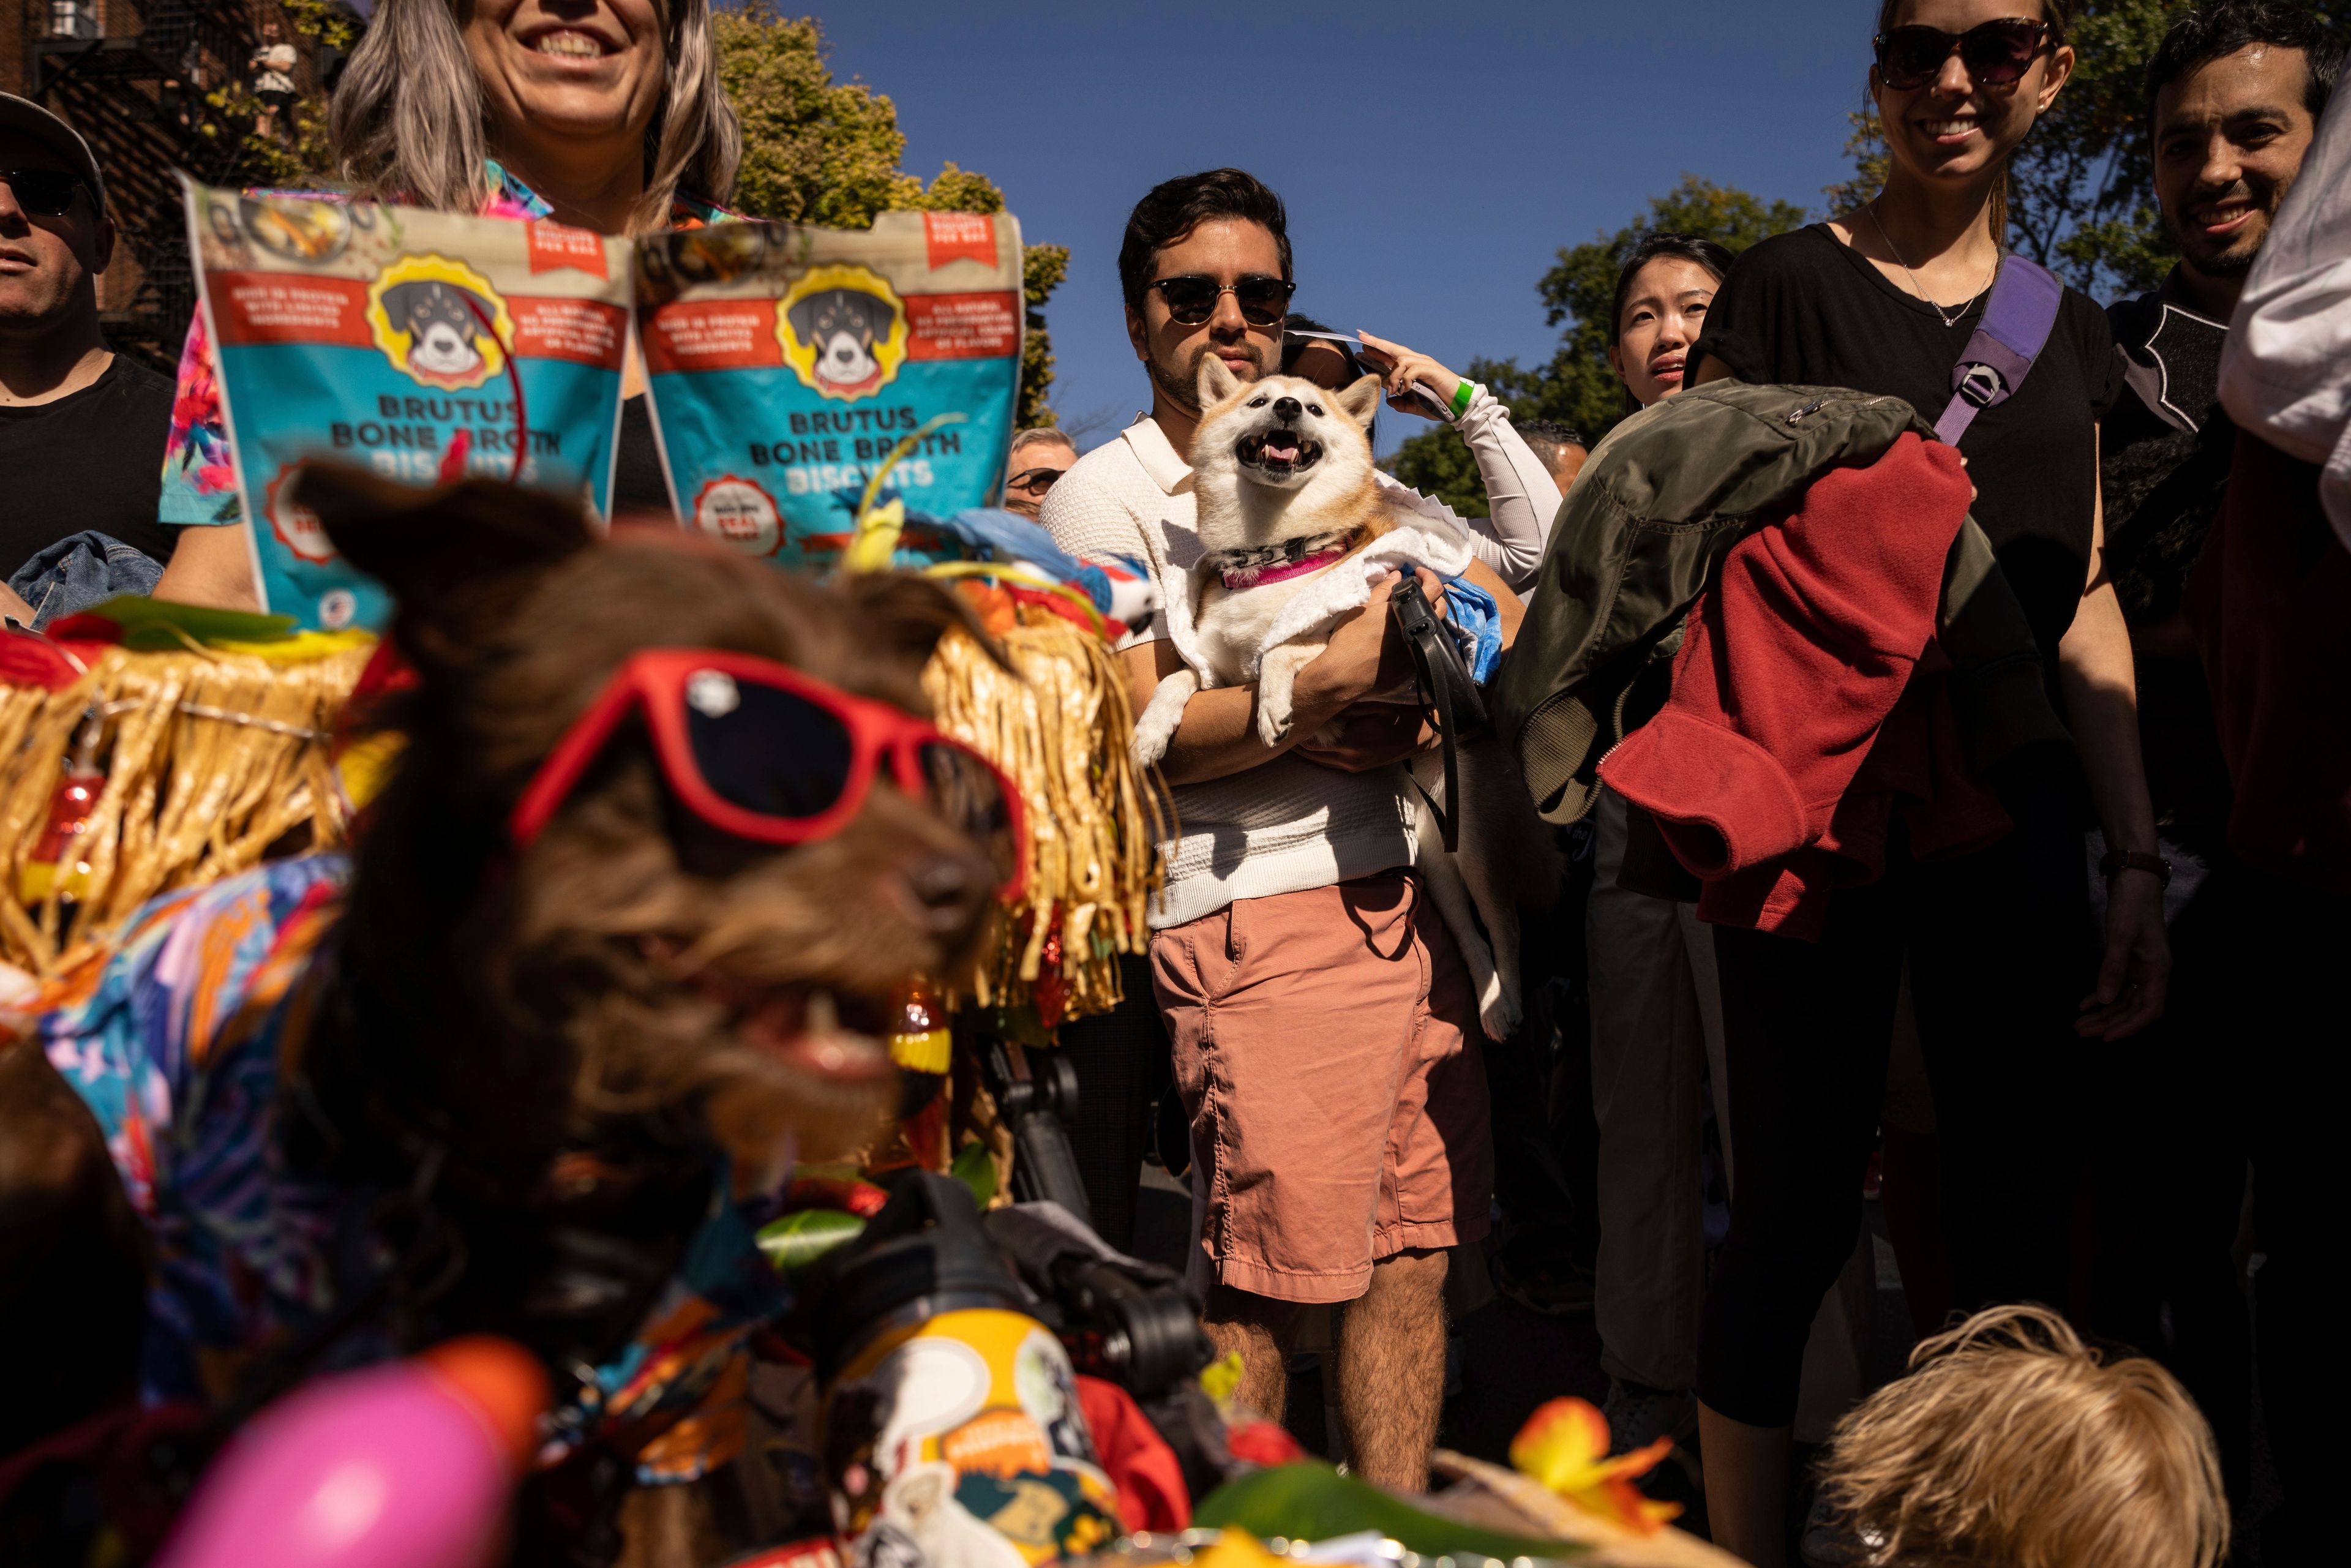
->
[923, 212, 997, 271]
[511, 298, 629, 369]
[641, 300, 785, 373]
[906, 291, 1021, 361]
[211, 274, 373, 348]
[528, 221, 609, 277]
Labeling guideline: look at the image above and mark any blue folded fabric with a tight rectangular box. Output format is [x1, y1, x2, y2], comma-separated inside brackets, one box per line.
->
[9, 531, 164, 632]
[1441, 576, 1502, 684]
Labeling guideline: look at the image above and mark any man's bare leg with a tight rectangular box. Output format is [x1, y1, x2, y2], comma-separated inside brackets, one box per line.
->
[1336, 1247, 1450, 1491]
[1205, 1284, 1301, 1422]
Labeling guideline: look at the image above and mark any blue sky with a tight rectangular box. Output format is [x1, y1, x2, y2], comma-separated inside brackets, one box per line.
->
[809, 1, 1877, 452]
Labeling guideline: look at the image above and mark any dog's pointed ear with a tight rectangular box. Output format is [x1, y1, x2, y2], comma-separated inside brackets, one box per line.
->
[296, 462, 593, 644]
[1196, 353, 1243, 409]
[837, 570, 1007, 686]
[1337, 372, 1384, 431]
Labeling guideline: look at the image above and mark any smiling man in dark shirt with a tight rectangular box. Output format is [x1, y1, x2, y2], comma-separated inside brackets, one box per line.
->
[2092, 1, 2333, 1523]
[1, 94, 177, 623]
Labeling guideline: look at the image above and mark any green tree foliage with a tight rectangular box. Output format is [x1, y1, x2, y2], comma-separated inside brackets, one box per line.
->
[716, 6, 1065, 425]
[1829, 1, 2351, 298]
[1389, 178, 1806, 516]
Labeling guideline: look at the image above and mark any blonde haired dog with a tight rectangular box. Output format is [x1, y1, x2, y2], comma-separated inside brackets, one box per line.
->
[1131, 356, 1558, 1038]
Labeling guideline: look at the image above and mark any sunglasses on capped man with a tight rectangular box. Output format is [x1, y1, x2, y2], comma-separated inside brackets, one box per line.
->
[511, 648, 1027, 902]
[1873, 18, 2051, 92]
[0, 168, 86, 219]
[1146, 274, 1295, 328]
[1003, 465, 1067, 495]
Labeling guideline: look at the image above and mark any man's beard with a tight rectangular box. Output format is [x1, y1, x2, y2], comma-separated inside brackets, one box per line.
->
[2169, 182, 2274, 280]
[1149, 338, 1265, 413]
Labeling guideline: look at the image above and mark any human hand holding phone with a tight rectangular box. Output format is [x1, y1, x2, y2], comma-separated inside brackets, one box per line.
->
[1355, 331, 1463, 420]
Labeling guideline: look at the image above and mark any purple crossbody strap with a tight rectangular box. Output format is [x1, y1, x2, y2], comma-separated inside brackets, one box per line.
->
[1933, 253, 2064, 446]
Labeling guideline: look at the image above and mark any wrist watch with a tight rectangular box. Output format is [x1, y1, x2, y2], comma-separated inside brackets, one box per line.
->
[2098, 847, 2172, 889]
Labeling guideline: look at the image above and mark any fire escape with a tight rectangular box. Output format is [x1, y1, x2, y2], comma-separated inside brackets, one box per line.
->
[32, 0, 257, 367]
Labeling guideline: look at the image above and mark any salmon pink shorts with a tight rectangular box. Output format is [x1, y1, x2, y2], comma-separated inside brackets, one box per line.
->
[1149, 871, 1491, 1304]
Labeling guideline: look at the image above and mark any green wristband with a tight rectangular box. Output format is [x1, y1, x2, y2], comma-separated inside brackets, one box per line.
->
[1447, 380, 1475, 420]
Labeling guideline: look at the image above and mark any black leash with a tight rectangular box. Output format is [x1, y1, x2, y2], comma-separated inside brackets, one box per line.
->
[1387, 574, 1489, 852]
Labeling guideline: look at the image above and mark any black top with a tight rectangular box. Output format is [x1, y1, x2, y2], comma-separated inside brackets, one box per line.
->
[2101, 274, 2235, 858]
[2102, 275, 2232, 627]
[1690, 225, 2121, 669]
[613, 393, 675, 517]
[0, 355, 179, 577]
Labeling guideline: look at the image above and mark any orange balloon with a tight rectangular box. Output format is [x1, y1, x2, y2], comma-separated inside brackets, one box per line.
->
[418, 1335, 551, 1474]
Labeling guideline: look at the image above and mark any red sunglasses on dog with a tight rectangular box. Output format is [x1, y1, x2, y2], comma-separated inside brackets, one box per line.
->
[511, 648, 1026, 899]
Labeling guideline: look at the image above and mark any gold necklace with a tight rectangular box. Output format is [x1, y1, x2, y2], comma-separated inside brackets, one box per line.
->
[1864, 200, 1997, 329]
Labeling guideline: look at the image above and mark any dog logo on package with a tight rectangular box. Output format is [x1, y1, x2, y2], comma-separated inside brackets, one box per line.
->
[779, 267, 909, 402]
[637, 211, 1024, 571]
[367, 257, 514, 391]
[183, 176, 634, 632]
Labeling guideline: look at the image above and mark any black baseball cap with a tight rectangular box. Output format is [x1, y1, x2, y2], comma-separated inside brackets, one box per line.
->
[0, 93, 107, 214]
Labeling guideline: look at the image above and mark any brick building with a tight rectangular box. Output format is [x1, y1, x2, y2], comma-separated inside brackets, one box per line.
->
[4, 0, 344, 366]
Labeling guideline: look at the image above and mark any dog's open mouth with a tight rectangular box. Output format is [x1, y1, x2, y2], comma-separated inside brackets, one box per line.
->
[737, 985, 899, 1085]
[1237, 427, 1322, 479]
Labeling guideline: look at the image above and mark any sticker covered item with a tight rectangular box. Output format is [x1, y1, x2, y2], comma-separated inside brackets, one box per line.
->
[636, 211, 1024, 568]
[183, 178, 632, 630]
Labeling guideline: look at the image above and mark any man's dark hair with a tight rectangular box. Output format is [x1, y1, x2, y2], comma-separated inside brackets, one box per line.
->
[1117, 168, 1292, 314]
[1608, 233, 1737, 345]
[2145, 1, 2339, 133]
[1514, 420, 1586, 468]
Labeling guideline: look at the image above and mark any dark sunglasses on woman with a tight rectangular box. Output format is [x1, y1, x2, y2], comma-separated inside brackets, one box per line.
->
[1146, 274, 1295, 328]
[0, 168, 84, 218]
[1874, 18, 2050, 92]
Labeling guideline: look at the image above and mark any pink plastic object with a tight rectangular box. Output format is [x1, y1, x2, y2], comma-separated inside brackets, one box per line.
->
[157, 1337, 550, 1568]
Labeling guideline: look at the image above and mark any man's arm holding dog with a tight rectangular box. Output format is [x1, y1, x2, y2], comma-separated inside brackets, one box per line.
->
[1294, 555, 1523, 773]
[1121, 560, 1521, 787]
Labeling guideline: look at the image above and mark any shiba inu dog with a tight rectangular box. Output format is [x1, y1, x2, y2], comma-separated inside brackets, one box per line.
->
[1131, 356, 1395, 760]
[1131, 356, 1561, 1040]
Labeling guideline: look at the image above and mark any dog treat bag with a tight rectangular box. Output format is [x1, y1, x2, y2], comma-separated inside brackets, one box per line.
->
[635, 211, 1024, 568]
[183, 177, 633, 631]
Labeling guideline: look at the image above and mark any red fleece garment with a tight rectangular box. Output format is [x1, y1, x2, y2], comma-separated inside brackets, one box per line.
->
[1599, 433, 1977, 934]
[1075, 1375, 1190, 1532]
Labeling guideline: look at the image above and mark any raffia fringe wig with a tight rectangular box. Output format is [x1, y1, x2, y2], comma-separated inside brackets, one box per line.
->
[0, 642, 373, 976]
[921, 614, 1164, 1024]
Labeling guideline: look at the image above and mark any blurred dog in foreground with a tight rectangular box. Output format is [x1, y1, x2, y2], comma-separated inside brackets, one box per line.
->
[0, 468, 1008, 1562]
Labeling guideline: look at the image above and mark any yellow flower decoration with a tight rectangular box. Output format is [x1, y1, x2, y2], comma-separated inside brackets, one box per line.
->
[1508, 1397, 1681, 1537]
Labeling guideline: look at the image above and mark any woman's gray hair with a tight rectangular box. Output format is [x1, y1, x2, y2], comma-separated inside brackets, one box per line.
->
[328, 0, 742, 231]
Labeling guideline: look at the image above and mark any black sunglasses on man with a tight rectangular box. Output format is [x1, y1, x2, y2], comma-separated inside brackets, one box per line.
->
[1003, 465, 1067, 496]
[0, 167, 85, 219]
[1145, 274, 1295, 328]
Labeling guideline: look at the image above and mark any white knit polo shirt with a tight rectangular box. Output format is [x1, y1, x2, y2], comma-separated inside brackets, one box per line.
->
[1040, 415, 1417, 929]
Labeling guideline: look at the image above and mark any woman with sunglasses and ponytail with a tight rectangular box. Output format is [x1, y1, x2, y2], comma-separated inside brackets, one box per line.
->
[151, 0, 740, 610]
[1683, 4, 2166, 1559]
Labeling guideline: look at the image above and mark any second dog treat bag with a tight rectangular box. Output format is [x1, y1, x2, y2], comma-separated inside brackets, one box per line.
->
[636, 211, 1024, 568]
[184, 178, 632, 631]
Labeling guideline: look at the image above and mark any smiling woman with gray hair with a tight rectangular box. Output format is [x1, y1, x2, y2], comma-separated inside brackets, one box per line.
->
[152, 0, 743, 607]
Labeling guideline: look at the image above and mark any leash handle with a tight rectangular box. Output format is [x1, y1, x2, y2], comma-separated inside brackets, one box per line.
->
[1390, 575, 1466, 852]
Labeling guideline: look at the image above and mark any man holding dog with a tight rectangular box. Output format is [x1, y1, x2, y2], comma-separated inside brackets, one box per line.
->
[1041, 168, 1520, 1490]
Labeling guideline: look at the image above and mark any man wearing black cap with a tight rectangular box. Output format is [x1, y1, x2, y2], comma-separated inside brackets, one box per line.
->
[1, 93, 177, 623]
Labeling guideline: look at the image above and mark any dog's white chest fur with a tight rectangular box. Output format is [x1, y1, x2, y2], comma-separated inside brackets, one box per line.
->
[1191, 571, 1324, 686]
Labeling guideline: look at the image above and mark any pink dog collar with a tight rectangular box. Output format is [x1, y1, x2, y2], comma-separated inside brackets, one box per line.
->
[1209, 528, 1364, 591]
